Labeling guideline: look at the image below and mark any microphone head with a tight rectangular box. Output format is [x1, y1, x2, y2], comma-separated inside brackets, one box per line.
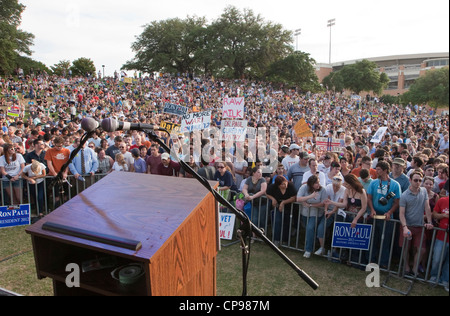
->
[81, 118, 99, 132]
[101, 118, 119, 132]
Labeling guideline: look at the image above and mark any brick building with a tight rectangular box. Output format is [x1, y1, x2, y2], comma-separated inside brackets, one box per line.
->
[314, 52, 449, 96]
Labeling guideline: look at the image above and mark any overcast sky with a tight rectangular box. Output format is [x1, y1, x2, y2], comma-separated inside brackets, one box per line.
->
[20, 0, 449, 76]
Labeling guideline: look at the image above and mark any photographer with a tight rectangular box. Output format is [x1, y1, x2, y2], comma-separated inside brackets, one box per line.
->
[367, 161, 402, 268]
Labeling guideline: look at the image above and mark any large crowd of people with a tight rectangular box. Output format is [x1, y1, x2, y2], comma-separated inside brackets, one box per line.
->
[0, 71, 448, 291]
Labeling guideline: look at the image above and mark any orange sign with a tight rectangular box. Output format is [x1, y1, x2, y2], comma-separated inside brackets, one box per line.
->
[294, 118, 313, 138]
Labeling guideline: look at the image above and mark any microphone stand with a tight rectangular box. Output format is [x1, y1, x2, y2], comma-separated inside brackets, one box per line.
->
[50, 130, 95, 206]
[144, 128, 319, 295]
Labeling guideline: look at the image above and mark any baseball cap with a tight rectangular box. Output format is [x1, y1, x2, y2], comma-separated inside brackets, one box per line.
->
[300, 151, 310, 159]
[289, 143, 301, 151]
[161, 153, 170, 160]
[392, 157, 406, 167]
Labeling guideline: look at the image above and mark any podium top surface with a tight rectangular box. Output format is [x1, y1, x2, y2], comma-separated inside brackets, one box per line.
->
[26, 172, 217, 261]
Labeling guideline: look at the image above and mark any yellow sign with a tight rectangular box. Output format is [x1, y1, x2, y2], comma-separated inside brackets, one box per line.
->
[294, 118, 313, 138]
[160, 121, 181, 134]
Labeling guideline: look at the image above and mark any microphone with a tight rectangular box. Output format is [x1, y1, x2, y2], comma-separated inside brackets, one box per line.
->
[101, 118, 166, 133]
[81, 117, 99, 132]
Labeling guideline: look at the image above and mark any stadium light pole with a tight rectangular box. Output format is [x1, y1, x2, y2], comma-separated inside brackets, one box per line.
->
[327, 18, 335, 64]
[294, 28, 301, 51]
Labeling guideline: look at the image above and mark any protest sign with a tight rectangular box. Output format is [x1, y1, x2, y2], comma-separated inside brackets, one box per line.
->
[220, 120, 248, 142]
[163, 103, 188, 116]
[7, 106, 20, 118]
[332, 222, 373, 251]
[370, 126, 388, 143]
[222, 97, 244, 119]
[0, 204, 31, 228]
[316, 137, 342, 152]
[219, 212, 236, 240]
[180, 111, 211, 132]
[293, 118, 313, 138]
[160, 121, 181, 134]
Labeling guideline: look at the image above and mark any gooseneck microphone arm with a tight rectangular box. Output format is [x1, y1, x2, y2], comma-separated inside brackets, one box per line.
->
[143, 127, 319, 295]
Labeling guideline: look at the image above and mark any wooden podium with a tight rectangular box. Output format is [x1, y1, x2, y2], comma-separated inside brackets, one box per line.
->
[26, 172, 219, 296]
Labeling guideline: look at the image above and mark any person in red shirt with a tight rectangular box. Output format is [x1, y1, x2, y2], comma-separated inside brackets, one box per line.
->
[430, 180, 449, 291]
[156, 152, 180, 176]
[351, 156, 377, 179]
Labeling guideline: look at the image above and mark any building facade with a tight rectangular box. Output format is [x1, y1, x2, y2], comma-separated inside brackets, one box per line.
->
[315, 52, 449, 96]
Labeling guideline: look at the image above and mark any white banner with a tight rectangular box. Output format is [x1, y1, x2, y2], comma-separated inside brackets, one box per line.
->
[222, 97, 244, 119]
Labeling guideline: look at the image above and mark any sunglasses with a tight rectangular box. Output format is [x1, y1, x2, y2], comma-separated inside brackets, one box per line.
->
[412, 178, 422, 183]
[217, 166, 225, 169]
[333, 178, 342, 181]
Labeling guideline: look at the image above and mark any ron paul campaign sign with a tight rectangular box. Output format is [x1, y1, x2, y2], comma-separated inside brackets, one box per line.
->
[0, 204, 31, 228]
[163, 102, 188, 116]
[331, 222, 373, 251]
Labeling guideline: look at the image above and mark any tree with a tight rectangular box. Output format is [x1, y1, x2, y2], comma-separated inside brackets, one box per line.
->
[324, 59, 389, 95]
[266, 51, 321, 92]
[15, 55, 51, 75]
[322, 71, 345, 92]
[70, 57, 96, 77]
[208, 6, 292, 79]
[0, 0, 34, 74]
[51, 60, 71, 77]
[123, 6, 293, 79]
[402, 67, 449, 108]
[123, 16, 207, 74]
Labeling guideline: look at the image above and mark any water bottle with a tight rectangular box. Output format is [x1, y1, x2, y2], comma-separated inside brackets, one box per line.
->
[406, 231, 412, 241]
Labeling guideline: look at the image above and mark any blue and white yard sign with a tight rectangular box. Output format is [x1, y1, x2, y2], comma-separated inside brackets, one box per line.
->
[0, 204, 31, 228]
[332, 222, 372, 251]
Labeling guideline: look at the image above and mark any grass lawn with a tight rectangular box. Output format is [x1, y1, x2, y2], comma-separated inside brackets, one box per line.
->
[1, 225, 447, 296]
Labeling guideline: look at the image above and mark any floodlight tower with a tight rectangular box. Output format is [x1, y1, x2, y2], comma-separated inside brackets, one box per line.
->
[294, 28, 301, 51]
[327, 18, 335, 64]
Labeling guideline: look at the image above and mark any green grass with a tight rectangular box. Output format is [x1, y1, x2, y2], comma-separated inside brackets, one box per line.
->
[0, 225, 447, 296]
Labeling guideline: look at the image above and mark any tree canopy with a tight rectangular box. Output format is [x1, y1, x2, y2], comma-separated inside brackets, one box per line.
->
[0, 0, 34, 74]
[123, 6, 319, 89]
[323, 59, 389, 95]
[402, 67, 449, 108]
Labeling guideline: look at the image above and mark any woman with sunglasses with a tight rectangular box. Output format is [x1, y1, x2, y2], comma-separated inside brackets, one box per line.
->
[0, 143, 26, 205]
[214, 162, 236, 211]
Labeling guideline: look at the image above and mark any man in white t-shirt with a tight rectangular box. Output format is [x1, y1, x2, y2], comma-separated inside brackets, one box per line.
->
[318, 154, 332, 174]
[302, 158, 327, 187]
[281, 143, 300, 171]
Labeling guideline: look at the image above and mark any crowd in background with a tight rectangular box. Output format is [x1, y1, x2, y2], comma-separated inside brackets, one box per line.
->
[0, 71, 448, 291]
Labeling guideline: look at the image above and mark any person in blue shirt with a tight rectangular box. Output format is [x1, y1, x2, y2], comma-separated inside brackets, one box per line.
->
[131, 148, 147, 173]
[367, 161, 402, 267]
[68, 142, 99, 189]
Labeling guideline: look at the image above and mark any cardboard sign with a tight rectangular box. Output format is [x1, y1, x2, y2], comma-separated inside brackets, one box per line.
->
[222, 97, 244, 119]
[180, 111, 211, 132]
[316, 137, 342, 152]
[370, 126, 388, 143]
[220, 120, 248, 142]
[294, 118, 313, 138]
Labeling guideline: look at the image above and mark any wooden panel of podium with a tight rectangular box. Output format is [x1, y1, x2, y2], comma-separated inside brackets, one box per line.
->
[26, 172, 219, 296]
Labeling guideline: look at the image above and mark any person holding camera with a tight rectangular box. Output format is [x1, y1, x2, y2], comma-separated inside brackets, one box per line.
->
[367, 161, 402, 268]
